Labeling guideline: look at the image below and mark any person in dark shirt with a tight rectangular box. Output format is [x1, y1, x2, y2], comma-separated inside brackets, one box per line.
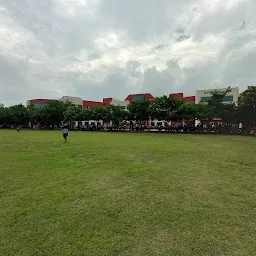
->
[62, 127, 68, 143]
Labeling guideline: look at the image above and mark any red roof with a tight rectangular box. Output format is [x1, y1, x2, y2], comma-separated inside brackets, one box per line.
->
[170, 93, 184, 100]
[125, 93, 154, 102]
[184, 96, 195, 102]
[103, 98, 112, 105]
[83, 100, 104, 108]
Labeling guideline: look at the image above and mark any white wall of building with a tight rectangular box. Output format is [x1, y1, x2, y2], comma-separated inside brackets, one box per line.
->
[75, 120, 104, 127]
[110, 98, 130, 110]
[59, 96, 83, 106]
[195, 87, 239, 105]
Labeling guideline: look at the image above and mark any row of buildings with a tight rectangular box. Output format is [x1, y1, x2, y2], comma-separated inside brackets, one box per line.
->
[26, 87, 240, 110]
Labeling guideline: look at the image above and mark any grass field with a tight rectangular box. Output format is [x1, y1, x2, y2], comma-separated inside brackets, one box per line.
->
[0, 130, 255, 256]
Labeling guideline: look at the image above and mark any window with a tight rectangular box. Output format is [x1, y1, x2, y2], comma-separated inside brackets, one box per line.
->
[223, 95, 233, 102]
[34, 103, 46, 108]
[132, 95, 144, 101]
[201, 95, 234, 102]
[200, 96, 212, 102]
[120, 106, 126, 109]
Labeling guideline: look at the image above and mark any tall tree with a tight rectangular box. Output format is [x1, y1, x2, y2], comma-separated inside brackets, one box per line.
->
[40, 101, 71, 125]
[179, 103, 213, 124]
[238, 86, 256, 109]
[0, 107, 12, 125]
[27, 105, 40, 124]
[90, 106, 107, 127]
[106, 105, 127, 125]
[64, 105, 82, 126]
[80, 108, 92, 121]
[127, 99, 151, 122]
[9, 104, 29, 126]
[202, 87, 233, 120]
[195, 103, 212, 122]
[149, 96, 184, 122]
[238, 86, 256, 125]
[180, 104, 197, 121]
[206, 87, 232, 108]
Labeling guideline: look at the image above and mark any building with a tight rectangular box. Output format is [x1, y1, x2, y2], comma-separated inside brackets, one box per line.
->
[27, 86, 239, 111]
[59, 96, 83, 107]
[195, 87, 239, 105]
[170, 93, 195, 104]
[103, 98, 130, 110]
[83, 100, 104, 109]
[170, 93, 184, 100]
[184, 96, 195, 104]
[26, 99, 57, 108]
[125, 93, 154, 102]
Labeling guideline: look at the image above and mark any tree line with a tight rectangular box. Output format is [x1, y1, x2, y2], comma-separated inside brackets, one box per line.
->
[0, 86, 255, 128]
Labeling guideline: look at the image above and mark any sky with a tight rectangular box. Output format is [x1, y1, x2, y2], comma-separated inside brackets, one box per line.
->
[0, 0, 256, 106]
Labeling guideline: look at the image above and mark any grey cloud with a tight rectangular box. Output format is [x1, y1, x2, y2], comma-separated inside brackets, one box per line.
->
[176, 34, 191, 42]
[152, 44, 167, 51]
[239, 20, 246, 31]
[0, 0, 256, 105]
[176, 27, 185, 34]
[223, 52, 256, 87]
[98, 0, 191, 42]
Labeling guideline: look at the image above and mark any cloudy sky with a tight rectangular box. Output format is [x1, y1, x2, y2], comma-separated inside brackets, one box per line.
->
[0, 0, 255, 105]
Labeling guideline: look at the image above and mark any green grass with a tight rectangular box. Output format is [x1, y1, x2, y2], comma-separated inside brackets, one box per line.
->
[0, 130, 255, 256]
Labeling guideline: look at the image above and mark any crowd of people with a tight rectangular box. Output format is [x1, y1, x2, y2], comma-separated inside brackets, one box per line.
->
[75, 121, 256, 135]
[2, 120, 256, 136]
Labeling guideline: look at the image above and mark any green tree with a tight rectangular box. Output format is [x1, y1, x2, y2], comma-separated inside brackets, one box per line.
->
[149, 96, 184, 122]
[90, 106, 106, 121]
[27, 105, 40, 124]
[180, 104, 197, 121]
[208, 87, 231, 105]
[40, 101, 71, 125]
[218, 104, 238, 124]
[195, 103, 213, 123]
[90, 106, 107, 129]
[80, 108, 92, 121]
[179, 103, 213, 124]
[106, 105, 127, 126]
[9, 104, 29, 126]
[200, 87, 233, 121]
[0, 107, 12, 125]
[64, 105, 82, 126]
[238, 86, 256, 125]
[238, 86, 256, 109]
[127, 99, 151, 122]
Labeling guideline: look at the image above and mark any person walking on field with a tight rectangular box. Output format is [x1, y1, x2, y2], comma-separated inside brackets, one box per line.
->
[239, 122, 243, 134]
[62, 126, 69, 143]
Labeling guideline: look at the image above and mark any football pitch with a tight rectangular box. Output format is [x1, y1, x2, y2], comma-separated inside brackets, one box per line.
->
[0, 130, 255, 256]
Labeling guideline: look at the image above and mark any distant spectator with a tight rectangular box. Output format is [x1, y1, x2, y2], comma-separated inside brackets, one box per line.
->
[239, 122, 243, 134]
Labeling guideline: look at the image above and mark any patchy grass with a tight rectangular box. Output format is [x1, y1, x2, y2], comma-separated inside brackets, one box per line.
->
[0, 130, 255, 256]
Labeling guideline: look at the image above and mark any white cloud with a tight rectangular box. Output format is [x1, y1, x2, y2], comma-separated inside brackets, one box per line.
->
[0, 0, 256, 105]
